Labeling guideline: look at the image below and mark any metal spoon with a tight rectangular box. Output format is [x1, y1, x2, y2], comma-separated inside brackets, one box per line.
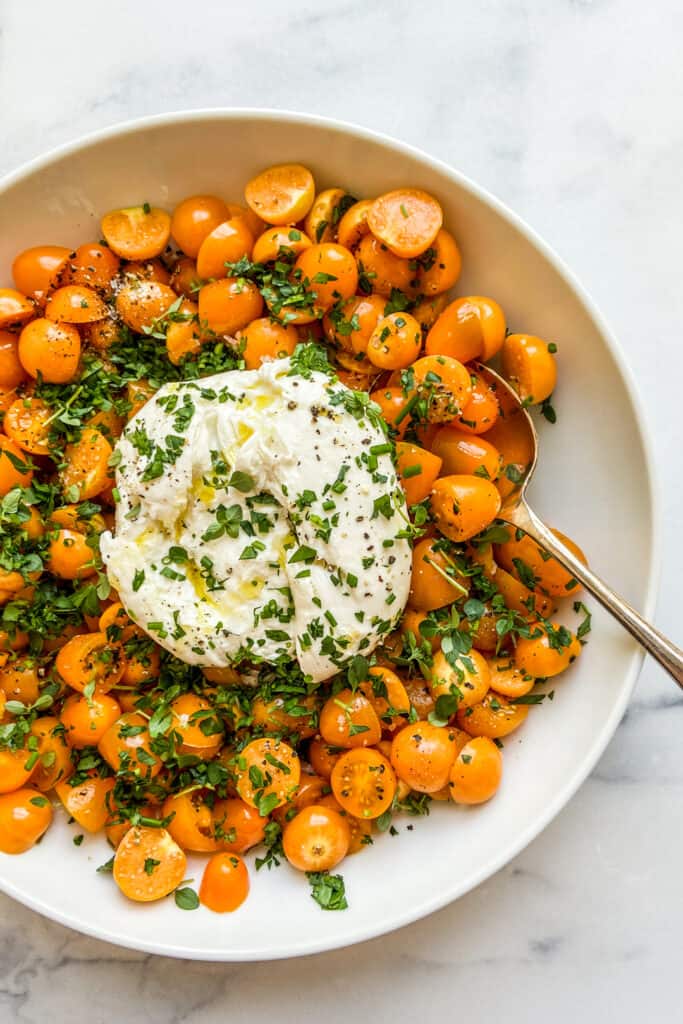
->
[474, 362, 683, 688]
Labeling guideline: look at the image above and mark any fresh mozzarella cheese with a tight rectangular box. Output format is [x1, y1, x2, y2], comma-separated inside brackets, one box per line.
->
[100, 358, 411, 682]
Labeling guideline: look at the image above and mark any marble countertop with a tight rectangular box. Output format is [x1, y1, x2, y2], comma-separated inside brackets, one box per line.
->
[1, 0, 681, 1020]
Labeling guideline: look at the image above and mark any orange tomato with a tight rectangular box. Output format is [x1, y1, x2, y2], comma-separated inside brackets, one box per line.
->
[165, 298, 202, 365]
[514, 623, 582, 678]
[356, 234, 413, 298]
[0, 660, 40, 704]
[319, 688, 382, 749]
[0, 288, 35, 329]
[0, 435, 33, 494]
[200, 852, 250, 912]
[252, 226, 312, 263]
[426, 295, 506, 363]
[55, 631, 126, 694]
[60, 692, 122, 748]
[487, 656, 535, 699]
[399, 609, 440, 652]
[213, 797, 268, 853]
[501, 334, 557, 405]
[235, 737, 301, 810]
[369, 386, 412, 438]
[282, 803, 350, 872]
[337, 199, 373, 250]
[367, 311, 422, 370]
[368, 189, 443, 259]
[245, 163, 315, 225]
[294, 243, 359, 314]
[0, 746, 38, 793]
[61, 427, 113, 500]
[45, 285, 107, 324]
[304, 188, 351, 244]
[359, 666, 411, 732]
[57, 243, 120, 291]
[169, 693, 223, 759]
[238, 317, 299, 370]
[30, 716, 74, 790]
[457, 373, 501, 435]
[330, 747, 396, 819]
[457, 691, 529, 738]
[408, 536, 468, 610]
[169, 256, 201, 298]
[120, 258, 171, 284]
[98, 712, 160, 776]
[495, 527, 587, 597]
[101, 206, 172, 260]
[412, 293, 449, 332]
[410, 354, 473, 423]
[0, 789, 52, 853]
[430, 474, 502, 542]
[198, 277, 263, 335]
[250, 693, 319, 740]
[12, 245, 70, 299]
[417, 229, 462, 295]
[0, 331, 27, 389]
[196, 218, 255, 279]
[113, 826, 186, 902]
[47, 527, 96, 580]
[308, 737, 343, 779]
[431, 426, 502, 481]
[171, 195, 230, 258]
[163, 790, 220, 853]
[449, 736, 503, 804]
[115, 280, 178, 333]
[55, 775, 115, 832]
[323, 293, 385, 356]
[16, 315, 81, 385]
[429, 647, 491, 708]
[395, 441, 442, 505]
[390, 722, 459, 793]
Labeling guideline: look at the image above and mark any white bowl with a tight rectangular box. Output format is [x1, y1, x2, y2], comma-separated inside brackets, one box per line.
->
[0, 109, 659, 960]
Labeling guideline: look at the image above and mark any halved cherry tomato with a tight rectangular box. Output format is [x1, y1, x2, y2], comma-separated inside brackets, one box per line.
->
[431, 426, 502, 481]
[98, 712, 160, 776]
[55, 775, 115, 832]
[501, 334, 557, 405]
[252, 226, 312, 263]
[457, 691, 529, 738]
[45, 285, 107, 324]
[369, 386, 412, 438]
[359, 666, 411, 732]
[514, 623, 582, 678]
[165, 298, 202, 365]
[430, 474, 502, 542]
[0, 289, 35, 329]
[250, 693, 319, 740]
[487, 656, 535, 699]
[426, 295, 506, 362]
[304, 188, 352, 244]
[198, 277, 263, 335]
[319, 688, 382, 749]
[356, 234, 413, 298]
[0, 747, 38, 794]
[390, 722, 458, 793]
[308, 737, 343, 779]
[368, 189, 443, 258]
[331, 747, 396, 819]
[408, 536, 468, 610]
[200, 852, 249, 912]
[245, 164, 315, 225]
[449, 736, 503, 804]
[0, 789, 52, 853]
[30, 715, 73, 790]
[282, 803, 350, 871]
[0, 435, 33, 493]
[101, 206, 171, 260]
[458, 373, 500, 435]
[367, 312, 422, 370]
[196, 218, 254, 279]
[169, 693, 223, 759]
[115, 280, 177, 333]
[337, 199, 373, 250]
[171, 195, 230, 257]
[235, 737, 301, 810]
[56, 243, 120, 291]
[494, 527, 586, 597]
[163, 790, 220, 853]
[429, 647, 491, 708]
[60, 692, 122, 748]
[395, 441, 442, 505]
[61, 427, 113, 500]
[113, 825, 186, 902]
[417, 229, 462, 295]
[0, 331, 27, 389]
[55, 631, 126, 694]
[410, 354, 472, 423]
[294, 243, 359, 314]
[12, 246, 70, 299]
[238, 318, 299, 370]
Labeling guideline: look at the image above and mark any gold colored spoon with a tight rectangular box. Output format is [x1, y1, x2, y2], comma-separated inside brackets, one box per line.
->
[474, 362, 683, 687]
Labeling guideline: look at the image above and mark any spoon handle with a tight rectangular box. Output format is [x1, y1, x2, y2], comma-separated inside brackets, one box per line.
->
[504, 502, 683, 688]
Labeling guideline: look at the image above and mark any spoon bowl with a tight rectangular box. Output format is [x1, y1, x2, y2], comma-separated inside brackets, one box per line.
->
[475, 361, 683, 687]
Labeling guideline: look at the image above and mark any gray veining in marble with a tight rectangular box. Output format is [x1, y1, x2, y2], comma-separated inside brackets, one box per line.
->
[1, 0, 682, 1020]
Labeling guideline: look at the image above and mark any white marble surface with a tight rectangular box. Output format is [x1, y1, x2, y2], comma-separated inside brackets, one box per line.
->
[1, 0, 681, 1019]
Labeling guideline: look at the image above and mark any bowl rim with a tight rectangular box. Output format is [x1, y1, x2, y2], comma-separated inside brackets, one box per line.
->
[0, 107, 662, 961]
